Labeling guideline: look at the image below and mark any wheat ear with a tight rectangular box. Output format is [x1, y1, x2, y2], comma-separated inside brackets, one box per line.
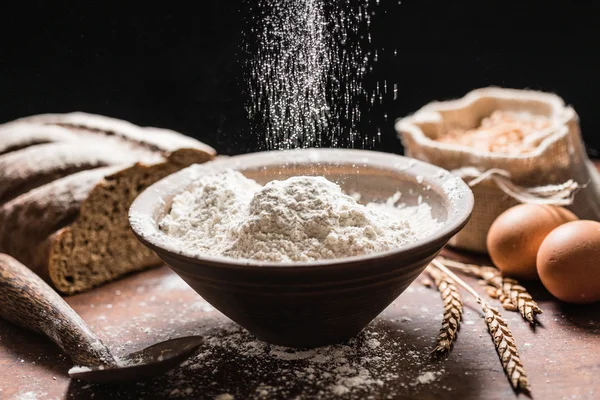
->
[431, 259, 531, 393]
[426, 266, 463, 356]
[438, 257, 542, 324]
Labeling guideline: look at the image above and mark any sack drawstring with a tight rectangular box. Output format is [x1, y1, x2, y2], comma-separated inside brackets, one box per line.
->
[452, 167, 584, 206]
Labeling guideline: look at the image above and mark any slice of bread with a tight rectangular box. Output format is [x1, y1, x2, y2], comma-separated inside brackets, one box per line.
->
[0, 112, 215, 294]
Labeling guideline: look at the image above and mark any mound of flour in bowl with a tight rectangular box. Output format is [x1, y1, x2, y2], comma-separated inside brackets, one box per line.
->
[159, 170, 440, 262]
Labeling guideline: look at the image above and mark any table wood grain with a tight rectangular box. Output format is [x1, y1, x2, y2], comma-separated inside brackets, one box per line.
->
[1, 248, 598, 400]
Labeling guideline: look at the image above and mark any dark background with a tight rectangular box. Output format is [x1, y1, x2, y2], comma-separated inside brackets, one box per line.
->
[1, 1, 599, 156]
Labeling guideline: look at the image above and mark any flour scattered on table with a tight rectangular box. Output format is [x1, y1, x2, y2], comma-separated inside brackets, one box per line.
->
[169, 387, 194, 397]
[160, 170, 440, 262]
[14, 391, 46, 400]
[414, 370, 444, 386]
[215, 394, 235, 400]
[137, 321, 446, 399]
[157, 273, 190, 291]
[68, 366, 92, 374]
[43, 274, 453, 400]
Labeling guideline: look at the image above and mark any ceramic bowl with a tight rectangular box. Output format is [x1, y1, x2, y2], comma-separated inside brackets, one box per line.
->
[129, 149, 473, 348]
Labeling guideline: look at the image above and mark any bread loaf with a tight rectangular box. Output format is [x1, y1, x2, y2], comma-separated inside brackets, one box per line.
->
[0, 112, 215, 294]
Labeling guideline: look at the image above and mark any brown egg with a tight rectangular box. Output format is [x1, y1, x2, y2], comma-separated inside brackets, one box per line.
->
[537, 220, 600, 304]
[486, 204, 578, 280]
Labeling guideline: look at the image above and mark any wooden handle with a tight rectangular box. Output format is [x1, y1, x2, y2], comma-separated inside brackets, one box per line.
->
[0, 254, 117, 367]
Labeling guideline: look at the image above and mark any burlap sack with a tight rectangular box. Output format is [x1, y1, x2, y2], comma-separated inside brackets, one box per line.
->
[395, 87, 600, 253]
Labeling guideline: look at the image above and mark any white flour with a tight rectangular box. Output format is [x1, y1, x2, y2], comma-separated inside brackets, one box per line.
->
[159, 170, 440, 262]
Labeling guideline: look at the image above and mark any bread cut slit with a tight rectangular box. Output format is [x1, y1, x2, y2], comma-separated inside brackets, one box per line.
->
[0, 141, 145, 204]
[0, 123, 79, 156]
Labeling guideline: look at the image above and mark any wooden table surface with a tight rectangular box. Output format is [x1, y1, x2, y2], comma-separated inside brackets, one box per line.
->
[0, 248, 598, 400]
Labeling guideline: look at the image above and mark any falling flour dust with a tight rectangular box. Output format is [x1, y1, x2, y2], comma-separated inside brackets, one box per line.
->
[159, 170, 440, 262]
[244, 0, 381, 150]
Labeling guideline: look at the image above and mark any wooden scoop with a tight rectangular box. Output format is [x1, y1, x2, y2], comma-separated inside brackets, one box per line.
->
[0, 253, 204, 383]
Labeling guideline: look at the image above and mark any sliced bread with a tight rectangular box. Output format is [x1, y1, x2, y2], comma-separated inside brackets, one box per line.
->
[0, 112, 215, 294]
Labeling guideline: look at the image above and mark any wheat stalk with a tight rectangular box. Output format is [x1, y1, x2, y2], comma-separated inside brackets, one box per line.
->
[480, 301, 530, 391]
[498, 278, 542, 323]
[426, 266, 463, 356]
[438, 257, 542, 324]
[431, 259, 531, 393]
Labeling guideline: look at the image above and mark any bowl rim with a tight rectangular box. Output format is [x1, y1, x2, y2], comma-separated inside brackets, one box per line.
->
[129, 148, 474, 270]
